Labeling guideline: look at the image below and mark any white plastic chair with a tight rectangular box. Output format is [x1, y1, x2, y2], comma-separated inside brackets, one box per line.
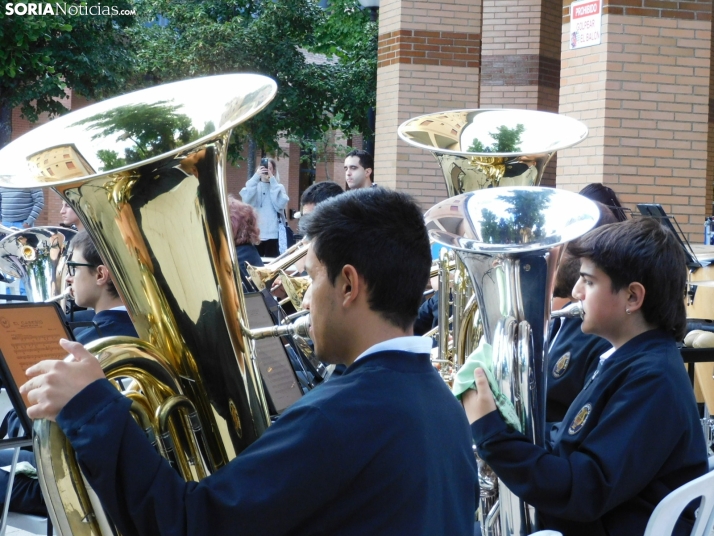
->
[643, 460, 714, 536]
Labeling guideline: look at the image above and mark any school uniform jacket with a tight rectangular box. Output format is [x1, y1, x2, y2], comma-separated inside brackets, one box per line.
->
[56, 350, 479, 536]
[473, 329, 708, 536]
[546, 316, 612, 424]
[74, 310, 138, 344]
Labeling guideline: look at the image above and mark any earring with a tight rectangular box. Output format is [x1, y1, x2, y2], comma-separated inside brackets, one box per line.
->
[625, 309, 631, 315]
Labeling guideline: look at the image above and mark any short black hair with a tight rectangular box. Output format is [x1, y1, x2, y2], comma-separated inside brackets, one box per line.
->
[579, 183, 628, 222]
[568, 217, 687, 339]
[72, 230, 118, 298]
[345, 149, 374, 181]
[301, 181, 344, 208]
[299, 188, 430, 331]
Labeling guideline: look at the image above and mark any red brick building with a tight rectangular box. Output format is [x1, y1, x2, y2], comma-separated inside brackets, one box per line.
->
[12, 1, 714, 240]
[375, 0, 713, 240]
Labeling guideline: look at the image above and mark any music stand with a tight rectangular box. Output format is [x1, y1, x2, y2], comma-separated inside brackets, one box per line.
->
[636, 204, 700, 269]
[243, 293, 304, 414]
[0, 302, 70, 536]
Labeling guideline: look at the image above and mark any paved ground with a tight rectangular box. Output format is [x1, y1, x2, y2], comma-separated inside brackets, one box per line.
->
[4, 526, 44, 536]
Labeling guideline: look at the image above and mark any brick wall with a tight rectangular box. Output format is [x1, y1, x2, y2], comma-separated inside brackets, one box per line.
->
[378, 30, 480, 69]
[563, 0, 712, 22]
[558, 4, 712, 239]
[478, 0, 563, 185]
[375, 0, 482, 209]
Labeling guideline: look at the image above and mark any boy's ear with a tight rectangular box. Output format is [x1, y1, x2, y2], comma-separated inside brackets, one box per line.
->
[626, 281, 646, 313]
[340, 264, 361, 308]
[96, 265, 111, 287]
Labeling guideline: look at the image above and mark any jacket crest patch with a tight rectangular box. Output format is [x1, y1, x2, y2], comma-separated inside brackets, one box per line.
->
[568, 403, 592, 435]
[552, 352, 571, 378]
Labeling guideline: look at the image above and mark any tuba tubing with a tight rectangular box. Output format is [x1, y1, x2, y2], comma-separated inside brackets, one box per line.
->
[0, 74, 281, 536]
[425, 186, 599, 536]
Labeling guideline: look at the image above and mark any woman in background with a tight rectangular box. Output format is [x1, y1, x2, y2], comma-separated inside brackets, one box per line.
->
[579, 183, 628, 222]
[239, 158, 289, 258]
[228, 196, 263, 292]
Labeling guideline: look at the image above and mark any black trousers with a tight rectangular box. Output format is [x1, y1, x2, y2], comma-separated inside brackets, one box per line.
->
[0, 449, 47, 516]
[256, 239, 279, 258]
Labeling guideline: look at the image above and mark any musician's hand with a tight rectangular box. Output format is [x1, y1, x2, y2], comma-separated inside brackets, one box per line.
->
[462, 367, 497, 424]
[271, 277, 287, 300]
[20, 339, 105, 421]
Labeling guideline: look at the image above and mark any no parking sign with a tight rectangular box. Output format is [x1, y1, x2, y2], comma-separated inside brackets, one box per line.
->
[570, 0, 602, 50]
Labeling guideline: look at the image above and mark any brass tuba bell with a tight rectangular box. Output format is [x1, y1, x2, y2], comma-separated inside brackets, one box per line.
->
[0, 74, 282, 535]
[400, 109, 595, 536]
[398, 108, 588, 197]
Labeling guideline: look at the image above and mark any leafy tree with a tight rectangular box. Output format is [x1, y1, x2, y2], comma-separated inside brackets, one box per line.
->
[127, 0, 376, 171]
[0, 1, 137, 148]
[467, 124, 525, 153]
[0, 0, 377, 179]
[73, 101, 211, 169]
[480, 190, 549, 244]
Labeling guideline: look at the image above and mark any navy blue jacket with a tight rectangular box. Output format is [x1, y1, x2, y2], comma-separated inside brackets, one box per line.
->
[57, 350, 479, 536]
[546, 316, 612, 423]
[473, 330, 708, 536]
[74, 310, 137, 344]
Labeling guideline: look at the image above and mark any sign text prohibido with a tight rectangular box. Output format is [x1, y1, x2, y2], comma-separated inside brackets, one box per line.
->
[570, 0, 602, 50]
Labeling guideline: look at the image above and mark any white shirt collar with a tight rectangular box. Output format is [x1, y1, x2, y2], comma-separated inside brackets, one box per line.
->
[599, 347, 616, 365]
[353, 336, 433, 363]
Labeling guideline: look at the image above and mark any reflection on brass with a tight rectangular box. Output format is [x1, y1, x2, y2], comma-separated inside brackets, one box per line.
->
[28, 144, 96, 180]
[246, 240, 309, 291]
[398, 109, 588, 197]
[228, 399, 242, 439]
[424, 187, 598, 536]
[0, 74, 279, 536]
[279, 270, 311, 311]
[21, 245, 36, 261]
[401, 106, 591, 536]
[0, 226, 76, 303]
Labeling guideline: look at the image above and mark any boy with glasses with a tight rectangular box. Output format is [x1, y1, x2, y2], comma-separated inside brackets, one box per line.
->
[66, 231, 136, 343]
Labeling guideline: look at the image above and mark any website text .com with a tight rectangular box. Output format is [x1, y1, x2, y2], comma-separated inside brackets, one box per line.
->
[5, 3, 137, 16]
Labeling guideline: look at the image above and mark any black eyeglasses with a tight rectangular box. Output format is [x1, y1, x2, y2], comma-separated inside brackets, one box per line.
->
[66, 261, 96, 276]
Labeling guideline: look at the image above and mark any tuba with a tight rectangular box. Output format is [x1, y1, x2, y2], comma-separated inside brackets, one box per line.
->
[425, 187, 598, 535]
[399, 109, 595, 536]
[0, 74, 281, 535]
[0, 226, 75, 302]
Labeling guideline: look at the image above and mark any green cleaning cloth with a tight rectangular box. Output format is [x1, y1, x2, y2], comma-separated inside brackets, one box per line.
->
[452, 338, 522, 432]
[0, 461, 38, 479]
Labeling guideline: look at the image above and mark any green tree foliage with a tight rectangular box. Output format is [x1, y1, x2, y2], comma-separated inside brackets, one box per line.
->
[73, 101, 213, 169]
[128, 0, 377, 161]
[467, 124, 525, 153]
[0, 2, 137, 148]
[480, 189, 549, 245]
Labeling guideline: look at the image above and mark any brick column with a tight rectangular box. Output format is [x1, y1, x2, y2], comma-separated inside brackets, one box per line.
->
[479, 0, 563, 185]
[558, 1, 712, 240]
[375, 0, 482, 208]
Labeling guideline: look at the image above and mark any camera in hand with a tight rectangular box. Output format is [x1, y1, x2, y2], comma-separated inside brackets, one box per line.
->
[261, 158, 269, 168]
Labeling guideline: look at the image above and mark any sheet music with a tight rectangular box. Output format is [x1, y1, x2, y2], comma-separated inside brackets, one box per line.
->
[0, 304, 69, 407]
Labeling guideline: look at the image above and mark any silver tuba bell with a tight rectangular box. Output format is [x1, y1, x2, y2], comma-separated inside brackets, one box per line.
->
[0, 226, 76, 302]
[398, 108, 589, 197]
[425, 187, 599, 535]
[400, 109, 596, 536]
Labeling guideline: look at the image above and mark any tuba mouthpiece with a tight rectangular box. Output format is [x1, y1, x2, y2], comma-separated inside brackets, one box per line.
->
[551, 302, 583, 319]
